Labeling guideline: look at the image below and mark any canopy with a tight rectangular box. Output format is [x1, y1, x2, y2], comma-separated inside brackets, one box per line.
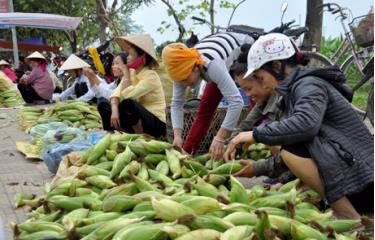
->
[0, 12, 81, 30]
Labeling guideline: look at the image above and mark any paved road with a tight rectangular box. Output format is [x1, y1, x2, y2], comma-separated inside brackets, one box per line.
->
[0, 108, 53, 240]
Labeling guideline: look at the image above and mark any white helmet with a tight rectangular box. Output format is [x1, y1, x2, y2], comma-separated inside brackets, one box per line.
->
[245, 33, 296, 78]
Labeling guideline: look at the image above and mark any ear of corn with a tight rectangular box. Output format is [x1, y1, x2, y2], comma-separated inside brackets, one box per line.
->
[220, 225, 254, 240]
[119, 161, 141, 179]
[95, 161, 113, 171]
[87, 134, 111, 164]
[111, 223, 168, 240]
[129, 171, 158, 192]
[78, 165, 111, 178]
[102, 195, 142, 212]
[290, 222, 328, 240]
[156, 160, 170, 176]
[223, 212, 258, 226]
[204, 174, 227, 187]
[175, 229, 221, 240]
[137, 163, 150, 180]
[210, 162, 243, 175]
[75, 222, 106, 237]
[100, 183, 138, 201]
[144, 154, 166, 164]
[110, 146, 134, 178]
[14, 193, 35, 208]
[180, 215, 234, 232]
[148, 169, 175, 186]
[315, 219, 361, 233]
[181, 196, 221, 215]
[18, 230, 67, 240]
[128, 139, 148, 156]
[151, 197, 195, 221]
[144, 139, 172, 153]
[49, 196, 102, 211]
[183, 160, 209, 177]
[229, 176, 249, 205]
[62, 208, 89, 230]
[82, 212, 122, 225]
[81, 217, 141, 240]
[17, 221, 65, 233]
[85, 175, 116, 189]
[166, 149, 182, 179]
[133, 201, 153, 212]
[161, 223, 191, 239]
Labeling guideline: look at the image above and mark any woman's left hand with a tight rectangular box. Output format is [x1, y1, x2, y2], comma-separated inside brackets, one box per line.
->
[224, 131, 255, 161]
[209, 138, 225, 161]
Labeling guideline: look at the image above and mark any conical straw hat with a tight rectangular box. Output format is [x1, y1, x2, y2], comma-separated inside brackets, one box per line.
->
[26, 51, 46, 60]
[0, 60, 9, 65]
[60, 54, 91, 70]
[116, 34, 158, 67]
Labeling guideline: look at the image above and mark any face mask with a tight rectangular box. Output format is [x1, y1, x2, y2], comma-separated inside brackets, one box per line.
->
[128, 54, 146, 69]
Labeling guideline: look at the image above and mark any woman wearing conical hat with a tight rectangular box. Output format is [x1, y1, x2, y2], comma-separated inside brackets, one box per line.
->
[58, 54, 106, 102]
[18, 51, 54, 104]
[99, 34, 166, 138]
[0, 60, 17, 83]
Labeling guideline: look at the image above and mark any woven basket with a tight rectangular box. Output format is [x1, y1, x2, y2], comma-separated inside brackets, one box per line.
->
[349, 13, 374, 48]
[166, 106, 249, 155]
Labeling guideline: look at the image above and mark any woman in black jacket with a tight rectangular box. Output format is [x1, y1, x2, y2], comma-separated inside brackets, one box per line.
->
[225, 33, 373, 220]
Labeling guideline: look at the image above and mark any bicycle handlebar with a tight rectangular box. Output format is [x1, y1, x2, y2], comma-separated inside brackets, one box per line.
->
[317, 2, 347, 19]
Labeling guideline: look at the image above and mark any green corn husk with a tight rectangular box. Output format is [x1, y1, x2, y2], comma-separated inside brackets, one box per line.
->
[175, 229, 221, 240]
[144, 154, 166, 164]
[229, 176, 249, 205]
[102, 195, 142, 212]
[192, 153, 210, 164]
[87, 134, 111, 164]
[82, 212, 122, 225]
[161, 223, 191, 239]
[62, 208, 89, 230]
[95, 161, 113, 171]
[294, 208, 333, 223]
[183, 160, 208, 177]
[100, 183, 138, 201]
[81, 217, 141, 240]
[210, 161, 243, 175]
[48, 195, 102, 211]
[221, 225, 254, 240]
[151, 197, 195, 221]
[203, 174, 227, 187]
[75, 222, 105, 237]
[14, 193, 35, 208]
[18, 230, 67, 240]
[156, 160, 170, 176]
[105, 149, 117, 161]
[78, 165, 111, 178]
[290, 222, 328, 240]
[148, 169, 175, 186]
[144, 139, 172, 153]
[166, 149, 182, 179]
[179, 215, 234, 232]
[111, 222, 168, 240]
[119, 161, 140, 179]
[110, 147, 134, 178]
[137, 163, 149, 180]
[17, 221, 65, 234]
[278, 178, 300, 192]
[85, 175, 116, 189]
[315, 219, 361, 233]
[181, 196, 221, 215]
[133, 201, 153, 212]
[129, 171, 157, 192]
[223, 212, 258, 226]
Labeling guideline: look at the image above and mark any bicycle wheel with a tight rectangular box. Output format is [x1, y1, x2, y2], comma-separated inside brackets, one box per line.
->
[304, 51, 334, 67]
[341, 48, 374, 111]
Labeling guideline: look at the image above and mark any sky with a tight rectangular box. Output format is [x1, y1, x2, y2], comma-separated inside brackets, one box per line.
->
[132, 0, 374, 46]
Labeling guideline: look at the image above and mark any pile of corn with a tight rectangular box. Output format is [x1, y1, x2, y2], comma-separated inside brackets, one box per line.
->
[0, 71, 24, 107]
[19, 107, 46, 131]
[13, 133, 363, 240]
[19, 100, 102, 132]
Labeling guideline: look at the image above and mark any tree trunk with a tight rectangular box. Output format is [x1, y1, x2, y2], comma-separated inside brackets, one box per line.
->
[209, 0, 215, 34]
[96, 0, 108, 44]
[301, 0, 323, 51]
[64, 31, 77, 53]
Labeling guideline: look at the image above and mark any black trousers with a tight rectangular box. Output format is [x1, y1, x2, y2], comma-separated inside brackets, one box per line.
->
[17, 83, 44, 103]
[97, 97, 166, 138]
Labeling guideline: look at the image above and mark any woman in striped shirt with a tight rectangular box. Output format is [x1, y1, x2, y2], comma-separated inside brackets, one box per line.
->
[162, 32, 254, 159]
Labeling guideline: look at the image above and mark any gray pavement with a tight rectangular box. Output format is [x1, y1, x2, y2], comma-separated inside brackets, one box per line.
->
[0, 107, 53, 240]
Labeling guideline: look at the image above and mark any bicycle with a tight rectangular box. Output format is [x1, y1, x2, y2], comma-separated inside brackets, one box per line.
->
[304, 3, 374, 125]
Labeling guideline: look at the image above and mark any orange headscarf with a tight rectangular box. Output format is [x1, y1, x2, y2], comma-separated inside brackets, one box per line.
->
[161, 43, 205, 81]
